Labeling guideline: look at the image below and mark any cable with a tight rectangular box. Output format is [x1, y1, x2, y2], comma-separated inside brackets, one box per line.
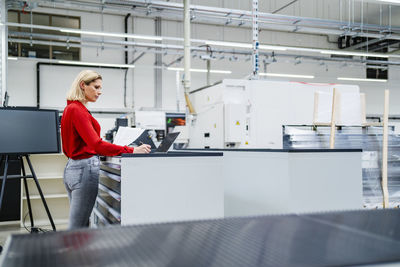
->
[23, 211, 53, 233]
[23, 211, 30, 233]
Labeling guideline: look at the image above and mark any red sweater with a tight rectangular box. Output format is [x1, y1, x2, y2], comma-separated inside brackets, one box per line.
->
[61, 100, 133, 159]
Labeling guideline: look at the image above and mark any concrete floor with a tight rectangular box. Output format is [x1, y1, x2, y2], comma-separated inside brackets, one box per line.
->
[0, 223, 68, 249]
[0, 224, 26, 247]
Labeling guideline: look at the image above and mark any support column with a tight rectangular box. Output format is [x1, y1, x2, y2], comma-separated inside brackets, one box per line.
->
[154, 17, 162, 109]
[184, 0, 195, 114]
[0, 0, 7, 106]
[252, 0, 259, 79]
[176, 70, 180, 112]
[206, 59, 211, 86]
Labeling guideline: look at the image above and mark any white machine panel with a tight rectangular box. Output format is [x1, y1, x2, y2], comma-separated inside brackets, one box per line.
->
[135, 111, 166, 130]
[224, 104, 246, 143]
[188, 79, 360, 149]
[189, 103, 225, 148]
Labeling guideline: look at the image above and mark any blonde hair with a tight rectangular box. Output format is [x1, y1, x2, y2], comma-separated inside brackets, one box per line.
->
[66, 70, 102, 102]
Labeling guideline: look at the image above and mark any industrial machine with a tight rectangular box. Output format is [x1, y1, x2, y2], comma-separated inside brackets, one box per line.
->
[134, 111, 186, 144]
[187, 79, 360, 149]
[105, 117, 129, 143]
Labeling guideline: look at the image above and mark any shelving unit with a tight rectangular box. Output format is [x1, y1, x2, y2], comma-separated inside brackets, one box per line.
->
[21, 154, 69, 227]
[93, 163, 121, 227]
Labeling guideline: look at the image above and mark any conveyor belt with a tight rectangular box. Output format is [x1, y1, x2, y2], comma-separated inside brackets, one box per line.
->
[1, 209, 400, 267]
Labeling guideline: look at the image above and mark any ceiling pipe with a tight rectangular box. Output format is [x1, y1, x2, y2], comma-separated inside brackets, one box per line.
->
[17, 0, 400, 42]
[9, 23, 400, 60]
[8, 1, 400, 58]
[105, 1, 400, 34]
[9, 35, 400, 67]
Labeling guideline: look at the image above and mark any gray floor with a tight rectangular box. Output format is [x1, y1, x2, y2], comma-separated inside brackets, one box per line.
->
[0, 223, 68, 248]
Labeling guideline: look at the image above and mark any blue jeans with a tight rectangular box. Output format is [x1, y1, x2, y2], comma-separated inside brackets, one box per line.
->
[63, 156, 100, 230]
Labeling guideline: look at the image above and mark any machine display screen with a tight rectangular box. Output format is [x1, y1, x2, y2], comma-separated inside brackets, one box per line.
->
[0, 108, 60, 155]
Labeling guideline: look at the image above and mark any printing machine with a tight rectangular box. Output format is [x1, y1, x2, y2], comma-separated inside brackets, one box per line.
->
[187, 79, 360, 149]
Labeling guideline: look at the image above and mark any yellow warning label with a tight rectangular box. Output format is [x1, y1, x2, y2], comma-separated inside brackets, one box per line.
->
[214, 123, 216, 128]
[245, 141, 249, 145]
[236, 121, 240, 125]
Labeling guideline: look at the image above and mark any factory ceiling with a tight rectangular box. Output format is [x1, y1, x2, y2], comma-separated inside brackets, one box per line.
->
[5, 0, 400, 66]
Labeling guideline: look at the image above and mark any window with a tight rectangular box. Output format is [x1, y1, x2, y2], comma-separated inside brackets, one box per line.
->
[8, 10, 81, 60]
[366, 57, 388, 80]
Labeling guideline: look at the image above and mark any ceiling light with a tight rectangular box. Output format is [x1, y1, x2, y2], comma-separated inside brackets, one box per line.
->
[206, 40, 287, 51]
[60, 29, 162, 41]
[259, 45, 287, 51]
[286, 47, 322, 53]
[205, 40, 252, 49]
[7, 57, 18, 60]
[259, 73, 314, 79]
[167, 67, 231, 74]
[377, 0, 400, 4]
[58, 60, 135, 68]
[320, 50, 389, 58]
[337, 77, 387, 82]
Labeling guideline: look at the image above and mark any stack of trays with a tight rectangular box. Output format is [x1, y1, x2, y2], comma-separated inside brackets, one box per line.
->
[93, 162, 122, 226]
[283, 125, 400, 208]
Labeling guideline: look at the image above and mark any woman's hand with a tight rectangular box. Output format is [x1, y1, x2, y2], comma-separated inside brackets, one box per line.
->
[133, 144, 151, 154]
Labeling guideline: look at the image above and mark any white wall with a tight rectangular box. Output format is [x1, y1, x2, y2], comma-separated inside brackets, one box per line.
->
[6, 1, 400, 120]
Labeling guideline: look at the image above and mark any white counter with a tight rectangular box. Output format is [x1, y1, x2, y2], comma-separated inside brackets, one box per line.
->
[97, 152, 224, 226]
[181, 149, 363, 216]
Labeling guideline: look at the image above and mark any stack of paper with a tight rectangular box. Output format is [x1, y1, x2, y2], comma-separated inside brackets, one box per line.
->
[313, 90, 365, 125]
[113, 127, 144, 146]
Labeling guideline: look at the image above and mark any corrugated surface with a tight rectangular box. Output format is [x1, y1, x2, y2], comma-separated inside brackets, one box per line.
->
[2, 209, 400, 267]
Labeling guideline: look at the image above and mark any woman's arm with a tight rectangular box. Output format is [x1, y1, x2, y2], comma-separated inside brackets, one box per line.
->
[72, 110, 134, 156]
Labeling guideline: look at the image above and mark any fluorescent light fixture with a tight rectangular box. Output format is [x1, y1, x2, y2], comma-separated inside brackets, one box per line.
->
[58, 60, 135, 68]
[205, 40, 251, 49]
[59, 29, 162, 41]
[7, 57, 18, 60]
[259, 45, 287, 51]
[378, 0, 400, 3]
[167, 67, 231, 74]
[320, 49, 389, 58]
[205, 40, 287, 51]
[286, 47, 323, 53]
[259, 73, 314, 79]
[337, 77, 387, 82]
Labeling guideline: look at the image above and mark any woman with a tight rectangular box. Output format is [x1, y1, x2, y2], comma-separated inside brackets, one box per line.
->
[61, 70, 150, 230]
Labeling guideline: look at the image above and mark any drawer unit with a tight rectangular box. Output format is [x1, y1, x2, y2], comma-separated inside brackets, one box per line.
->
[93, 208, 111, 227]
[99, 170, 121, 194]
[98, 184, 121, 210]
[93, 160, 122, 227]
[95, 197, 121, 224]
[101, 162, 121, 175]
[93, 152, 224, 227]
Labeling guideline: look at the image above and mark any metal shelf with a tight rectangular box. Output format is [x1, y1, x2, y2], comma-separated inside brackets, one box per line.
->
[22, 194, 68, 200]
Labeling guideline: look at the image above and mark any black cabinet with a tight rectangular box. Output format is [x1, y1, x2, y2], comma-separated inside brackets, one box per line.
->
[0, 156, 21, 222]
